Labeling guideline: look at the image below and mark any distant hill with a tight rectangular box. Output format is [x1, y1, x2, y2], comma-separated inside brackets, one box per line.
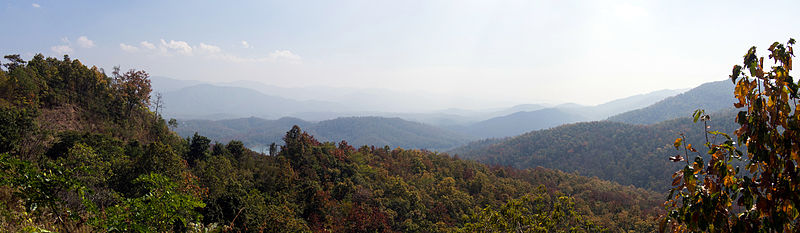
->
[566, 89, 687, 119]
[450, 109, 740, 191]
[153, 76, 684, 129]
[150, 76, 202, 93]
[457, 108, 589, 138]
[161, 84, 348, 119]
[607, 80, 736, 124]
[176, 116, 476, 151]
[454, 89, 683, 138]
[157, 77, 513, 114]
[175, 117, 309, 148]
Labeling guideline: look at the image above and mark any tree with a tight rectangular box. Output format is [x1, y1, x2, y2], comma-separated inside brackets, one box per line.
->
[111, 66, 151, 119]
[269, 142, 278, 156]
[187, 132, 211, 165]
[663, 38, 797, 232]
[2, 54, 26, 71]
[282, 125, 316, 164]
[226, 140, 245, 159]
[151, 91, 164, 118]
[168, 118, 178, 129]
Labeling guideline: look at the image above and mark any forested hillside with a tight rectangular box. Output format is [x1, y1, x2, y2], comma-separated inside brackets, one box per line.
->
[452, 109, 740, 191]
[177, 116, 475, 151]
[0, 54, 665, 232]
[607, 80, 736, 124]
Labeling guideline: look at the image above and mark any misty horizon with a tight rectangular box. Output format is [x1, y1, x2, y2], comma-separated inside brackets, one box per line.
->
[4, 0, 797, 107]
[150, 75, 694, 114]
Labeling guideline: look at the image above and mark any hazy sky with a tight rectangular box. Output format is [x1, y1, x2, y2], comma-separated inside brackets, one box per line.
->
[2, 0, 799, 107]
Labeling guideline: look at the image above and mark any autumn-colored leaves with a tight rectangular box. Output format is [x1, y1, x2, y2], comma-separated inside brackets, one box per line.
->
[663, 38, 798, 232]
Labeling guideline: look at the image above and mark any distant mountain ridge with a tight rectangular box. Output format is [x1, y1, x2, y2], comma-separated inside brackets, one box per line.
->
[456, 108, 587, 138]
[161, 84, 348, 120]
[175, 116, 475, 151]
[151, 76, 684, 131]
[607, 80, 736, 124]
[452, 88, 684, 138]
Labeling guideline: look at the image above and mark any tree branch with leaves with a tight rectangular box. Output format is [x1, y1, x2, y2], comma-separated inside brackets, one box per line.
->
[662, 38, 797, 232]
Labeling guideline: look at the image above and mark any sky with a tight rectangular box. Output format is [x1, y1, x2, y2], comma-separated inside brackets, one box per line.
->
[2, 0, 799, 108]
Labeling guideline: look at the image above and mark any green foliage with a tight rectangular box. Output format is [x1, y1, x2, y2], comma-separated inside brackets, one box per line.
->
[111, 67, 152, 120]
[0, 104, 37, 154]
[663, 38, 799, 232]
[97, 173, 205, 232]
[460, 187, 600, 233]
[187, 132, 211, 165]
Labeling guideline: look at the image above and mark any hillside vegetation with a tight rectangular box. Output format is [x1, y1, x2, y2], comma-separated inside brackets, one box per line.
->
[0, 54, 664, 232]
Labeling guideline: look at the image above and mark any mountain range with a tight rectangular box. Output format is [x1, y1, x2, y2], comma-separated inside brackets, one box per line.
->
[175, 116, 475, 151]
[448, 88, 685, 138]
[155, 76, 689, 140]
[607, 80, 736, 124]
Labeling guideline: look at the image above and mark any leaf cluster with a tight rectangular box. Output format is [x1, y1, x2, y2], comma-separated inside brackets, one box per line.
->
[663, 38, 800, 232]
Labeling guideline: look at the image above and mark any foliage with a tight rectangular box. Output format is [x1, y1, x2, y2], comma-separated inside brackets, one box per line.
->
[459, 186, 601, 232]
[96, 173, 205, 232]
[111, 67, 152, 119]
[187, 132, 211, 165]
[663, 38, 799, 232]
[0, 104, 37, 154]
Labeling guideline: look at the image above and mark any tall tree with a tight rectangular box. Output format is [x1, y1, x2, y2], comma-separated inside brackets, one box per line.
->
[111, 66, 151, 118]
[187, 132, 211, 165]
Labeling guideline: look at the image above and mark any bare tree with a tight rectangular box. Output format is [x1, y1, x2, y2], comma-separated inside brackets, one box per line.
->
[152, 92, 164, 117]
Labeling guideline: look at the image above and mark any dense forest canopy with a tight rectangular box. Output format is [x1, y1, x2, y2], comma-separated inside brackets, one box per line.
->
[0, 54, 663, 232]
